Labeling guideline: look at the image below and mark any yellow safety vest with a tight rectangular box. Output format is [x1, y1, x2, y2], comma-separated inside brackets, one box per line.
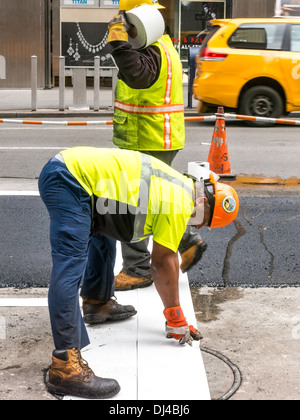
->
[61, 147, 194, 252]
[112, 35, 185, 151]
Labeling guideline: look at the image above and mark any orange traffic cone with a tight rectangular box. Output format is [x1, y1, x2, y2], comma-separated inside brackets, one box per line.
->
[207, 107, 234, 179]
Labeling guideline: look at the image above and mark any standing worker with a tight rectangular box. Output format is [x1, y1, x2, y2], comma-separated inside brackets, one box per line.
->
[39, 147, 239, 399]
[101, 0, 208, 292]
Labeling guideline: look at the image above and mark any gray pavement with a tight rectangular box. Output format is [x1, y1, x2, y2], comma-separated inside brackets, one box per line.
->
[0, 85, 299, 401]
[0, 82, 197, 116]
[0, 86, 115, 117]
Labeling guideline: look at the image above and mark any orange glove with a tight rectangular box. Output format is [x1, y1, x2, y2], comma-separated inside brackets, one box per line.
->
[163, 306, 203, 345]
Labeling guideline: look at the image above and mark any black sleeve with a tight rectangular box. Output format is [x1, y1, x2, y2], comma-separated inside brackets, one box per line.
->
[110, 41, 162, 89]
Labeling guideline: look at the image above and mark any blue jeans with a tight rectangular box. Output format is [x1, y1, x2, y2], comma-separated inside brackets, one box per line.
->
[39, 157, 116, 350]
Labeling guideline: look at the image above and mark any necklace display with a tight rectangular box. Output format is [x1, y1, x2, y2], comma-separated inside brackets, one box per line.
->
[67, 24, 109, 61]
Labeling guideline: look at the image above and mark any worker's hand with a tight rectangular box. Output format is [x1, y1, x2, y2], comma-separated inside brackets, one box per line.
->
[119, 9, 138, 38]
[163, 306, 203, 345]
[107, 10, 130, 43]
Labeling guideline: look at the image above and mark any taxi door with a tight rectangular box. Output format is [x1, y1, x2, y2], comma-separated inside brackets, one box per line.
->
[279, 23, 300, 108]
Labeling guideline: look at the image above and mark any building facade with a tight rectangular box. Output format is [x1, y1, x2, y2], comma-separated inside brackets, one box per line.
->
[0, 0, 279, 88]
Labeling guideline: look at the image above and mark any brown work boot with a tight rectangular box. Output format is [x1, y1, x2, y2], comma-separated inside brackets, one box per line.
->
[180, 241, 208, 273]
[46, 348, 120, 399]
[82, 297, 137, 325]
[114, 271, 153, 291]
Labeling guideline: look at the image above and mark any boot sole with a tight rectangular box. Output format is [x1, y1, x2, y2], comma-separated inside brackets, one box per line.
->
[83, 310, 137, 325]
[46, 379, 121, 400]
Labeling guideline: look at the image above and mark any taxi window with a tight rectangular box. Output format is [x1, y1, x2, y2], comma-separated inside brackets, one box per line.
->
[291, 25, 300, 52]
[228, 23, 287, 50]
[200, 25, 221, 52]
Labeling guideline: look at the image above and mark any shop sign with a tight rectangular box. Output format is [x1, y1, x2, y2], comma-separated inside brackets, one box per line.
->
[61, 0, 100, 7]
[99, 0, 120, 7]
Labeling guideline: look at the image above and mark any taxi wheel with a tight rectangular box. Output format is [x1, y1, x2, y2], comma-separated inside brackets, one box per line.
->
[239, 86, 283, 126]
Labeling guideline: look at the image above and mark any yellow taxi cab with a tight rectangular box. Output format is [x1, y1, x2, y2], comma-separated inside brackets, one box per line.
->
[193, 18, 300, 119]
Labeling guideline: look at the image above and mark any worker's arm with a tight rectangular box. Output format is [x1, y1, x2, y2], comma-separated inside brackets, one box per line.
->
[151, 240, 180, 309]
[111, 42, 161, 89]
[151, 241, 202, 345]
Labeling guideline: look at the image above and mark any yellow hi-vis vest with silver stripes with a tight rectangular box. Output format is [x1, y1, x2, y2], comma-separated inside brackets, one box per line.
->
[112, 35, 185, 151]
[61, 147, 194, 253]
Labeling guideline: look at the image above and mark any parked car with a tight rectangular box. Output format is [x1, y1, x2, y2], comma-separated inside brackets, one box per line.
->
[193, 18, 300, 120]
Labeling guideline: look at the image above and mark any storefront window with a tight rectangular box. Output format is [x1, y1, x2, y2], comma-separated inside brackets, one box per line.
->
[159, 0, 227, 68]
[159, 0, 179, 40]
[275, 0, 300, 17]
[179, 1, 226, 68]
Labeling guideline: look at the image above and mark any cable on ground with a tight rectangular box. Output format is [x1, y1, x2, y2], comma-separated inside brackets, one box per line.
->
[201, 346, 243, 401]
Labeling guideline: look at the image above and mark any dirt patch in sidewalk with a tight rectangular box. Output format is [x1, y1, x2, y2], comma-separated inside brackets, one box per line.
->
[0, 289, 55, 400]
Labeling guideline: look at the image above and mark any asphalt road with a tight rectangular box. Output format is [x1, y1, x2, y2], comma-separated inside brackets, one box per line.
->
[0, 119, 299, 288]
[0, 189, 299, 288]
[189, 188, 300, 287]
[0, 118, 300, 179]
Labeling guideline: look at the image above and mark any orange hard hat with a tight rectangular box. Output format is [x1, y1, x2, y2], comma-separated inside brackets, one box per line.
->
[119, 0, 165, 11]
[205, 174, 239, 229]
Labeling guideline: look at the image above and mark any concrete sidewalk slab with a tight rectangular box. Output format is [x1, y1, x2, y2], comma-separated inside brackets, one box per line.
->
[0, 87, 114, 112]
[63, 278, 210, 401]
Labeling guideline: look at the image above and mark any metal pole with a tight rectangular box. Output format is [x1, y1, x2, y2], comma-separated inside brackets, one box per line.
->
[59, 56, 65, 111]
[94, 56, 100, 112]
[71, 68, 89, 110]
[31, 56, 38, 111]
[112, 67, 118, 107]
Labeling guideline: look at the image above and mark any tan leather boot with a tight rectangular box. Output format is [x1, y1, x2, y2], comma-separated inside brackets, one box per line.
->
[180, 241, 208, 273]
[82, 297, 137, 325]
[46, 348, 120, 399]
[114, 271, 153, 291]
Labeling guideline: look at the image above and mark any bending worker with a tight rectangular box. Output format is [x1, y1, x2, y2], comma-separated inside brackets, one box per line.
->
[106, 0, 207, 291]
[39, 147, 239, 399]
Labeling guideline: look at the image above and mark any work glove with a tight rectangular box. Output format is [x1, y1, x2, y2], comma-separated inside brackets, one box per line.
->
[163, 306, 203, 346]
[107, 10, 130, 43]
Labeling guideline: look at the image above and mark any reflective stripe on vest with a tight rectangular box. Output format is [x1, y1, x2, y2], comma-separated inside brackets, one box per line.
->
[114, 101, 184, 115]
[159, 39, 172, 106]
[159, 39, 172, 150]
[131, 153, 152, 242]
